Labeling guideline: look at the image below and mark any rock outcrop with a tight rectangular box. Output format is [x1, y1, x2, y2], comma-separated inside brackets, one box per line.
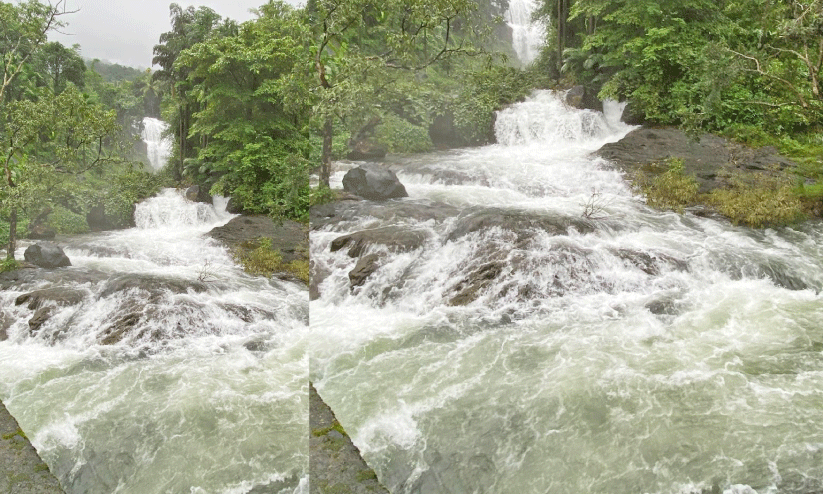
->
[342, 165, 408, 201]
[23, 243, 71, 269]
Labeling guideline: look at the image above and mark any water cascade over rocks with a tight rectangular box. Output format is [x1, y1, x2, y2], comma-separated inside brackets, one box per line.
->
[311, 90, 823, 493]
[141, 117, 172, 172]
[0, 188, 308, 493]
[505, 0, 546, 65]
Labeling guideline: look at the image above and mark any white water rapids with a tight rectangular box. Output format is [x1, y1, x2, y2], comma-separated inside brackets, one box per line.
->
[311, 91, 823, 493]
[0, 189, 308, 493]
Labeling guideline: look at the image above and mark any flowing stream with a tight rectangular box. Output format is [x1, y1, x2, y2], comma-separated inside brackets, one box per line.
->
[311, 91, 823, 493]
[0, 189, 308, 493]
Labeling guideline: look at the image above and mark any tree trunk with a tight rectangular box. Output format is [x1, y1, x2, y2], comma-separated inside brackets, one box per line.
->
[6, 207, 17, 261]
[320, 117, 333, 188]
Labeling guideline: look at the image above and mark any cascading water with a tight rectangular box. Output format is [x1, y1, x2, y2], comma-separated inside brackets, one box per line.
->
[311, 91, 823, 493]
[142, 117, 172, 172]
[0, 189, 308, 493]
[505, 0, 546, 65]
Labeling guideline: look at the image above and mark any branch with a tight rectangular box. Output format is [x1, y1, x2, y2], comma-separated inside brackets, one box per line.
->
[727, 48, 809, 108]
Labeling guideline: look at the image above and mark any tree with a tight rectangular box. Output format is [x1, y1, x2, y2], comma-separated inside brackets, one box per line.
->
[0, 0, 75, 102]
[310, 0, 483, 187]
[175, 0, 312, 219]
[1, 86, 117, 260]
[152, 3, 226, 179]
[37, 40, 85, 94]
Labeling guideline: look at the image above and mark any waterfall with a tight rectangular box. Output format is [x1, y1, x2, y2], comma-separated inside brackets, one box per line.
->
[505, 0, 546, 65]
[312, 92, 823, 493]
[141, 117, 172, 172]
[0, 188, 308, 493]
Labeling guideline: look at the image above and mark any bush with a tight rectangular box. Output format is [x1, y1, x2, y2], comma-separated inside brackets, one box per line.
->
[48, 206, 89, 234]
[233, 238, 308, 283]
[708, 171, 804, 228]
[634, 158, 699, 212]
[373, 113, 433, 154]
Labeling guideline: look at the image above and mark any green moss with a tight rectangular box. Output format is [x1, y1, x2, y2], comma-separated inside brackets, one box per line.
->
[355, 470, 378, 482]
[312, 420, 348, 438]
[33, 464, 50, 473]
[2, 427, 26, 440]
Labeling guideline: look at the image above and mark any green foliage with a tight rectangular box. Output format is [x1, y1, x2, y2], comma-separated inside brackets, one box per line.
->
[708, 171, 804, 228]
[635, 158, 699, 212]
[47, 205, 88, 234]
[101, 167, 167, 228]
[233, 238, 308, 283]
[373, 113, 433, 153]
[309, 185, 336, 206]
[0, 257, 15, 272]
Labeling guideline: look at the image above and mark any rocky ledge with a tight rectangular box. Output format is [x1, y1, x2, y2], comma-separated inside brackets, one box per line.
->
[0, 401, 64, 493]
[310, 383, 389, 494]
[598, 127, 796, 194]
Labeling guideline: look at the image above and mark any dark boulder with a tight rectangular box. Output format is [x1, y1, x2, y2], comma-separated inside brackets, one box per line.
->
[342, 165, 408, 201]
[349, 253, 381, 288]
[347, 140, 388, 161]
[565, 85, 603, 113]
[184, 185, 213, 204]
[24, 243, 71, 269]
[448, 261, 505, 306]
[330, 227, 428, 258]
[309, 259, 330, 301]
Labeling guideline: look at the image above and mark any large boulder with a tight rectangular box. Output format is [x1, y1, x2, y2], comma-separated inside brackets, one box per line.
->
[184, 185, 213, 204]
[564, 85, 603, 113]
[342, 165, 408, 201]
[23, 243, 71, 269]
[86, 204, 124, 231]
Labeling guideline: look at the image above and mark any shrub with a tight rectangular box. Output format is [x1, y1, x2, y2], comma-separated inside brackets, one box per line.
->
[708, 171, 804, 228]
[233, 238, 308, 283]
[48, 206, 89, 234]
[635, 158, 699, 212]
[373, 113, 433, 154]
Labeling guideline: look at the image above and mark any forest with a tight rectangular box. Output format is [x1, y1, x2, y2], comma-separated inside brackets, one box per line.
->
[2, 0, 822, 268]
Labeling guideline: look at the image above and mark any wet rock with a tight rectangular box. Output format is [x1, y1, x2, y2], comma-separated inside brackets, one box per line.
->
[349, 254, 381, 288]
[100, 274, 207, 299]
[330, 227, 428, 258]
[184, 185, 213, 204]
[100, 312, 141, 345]
[447, 208, 595, 242]
[448, 261, 505, 306]
[23, 243, 71, 269]
[342, 165, 408, 201]
[0, 311, 9, 341]
[28, 307, 52, 333]
[208, 216, 307, 264]
[564, 85, 603, 112]
[309, 259, 330, 301]
[15, 287, 86, 310]
[311, 200, 458, 231]
[310, 383, 389, 494]
[598, 127, 797, 194]
[612, 249, 689, 275]
[27, 223, 56, 240]
[0, 268, 108, 290]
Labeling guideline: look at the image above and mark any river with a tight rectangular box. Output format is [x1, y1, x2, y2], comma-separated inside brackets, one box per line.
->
[0, 190, 308, 493]
[310, 90, 823, 493]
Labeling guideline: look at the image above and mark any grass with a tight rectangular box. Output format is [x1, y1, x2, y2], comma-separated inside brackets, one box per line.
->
[234, 238, 309, 283]
[635, 157, 806, 228]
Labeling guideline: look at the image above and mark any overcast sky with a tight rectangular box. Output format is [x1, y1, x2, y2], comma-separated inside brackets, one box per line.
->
[47, 0, 303, 69]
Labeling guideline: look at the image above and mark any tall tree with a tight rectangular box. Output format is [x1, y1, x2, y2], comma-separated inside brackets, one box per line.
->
[152, 3, 225, 179]
[310, 0, 483, 187]
[0, 0, 74, 102]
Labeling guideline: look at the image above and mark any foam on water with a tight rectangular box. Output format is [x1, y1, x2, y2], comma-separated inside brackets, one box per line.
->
[0, 188, 308, 493]
[311, 91, 823, 493]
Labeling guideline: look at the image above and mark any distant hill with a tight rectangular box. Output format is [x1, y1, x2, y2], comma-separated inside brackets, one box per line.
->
[86, 59, 149, 83]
